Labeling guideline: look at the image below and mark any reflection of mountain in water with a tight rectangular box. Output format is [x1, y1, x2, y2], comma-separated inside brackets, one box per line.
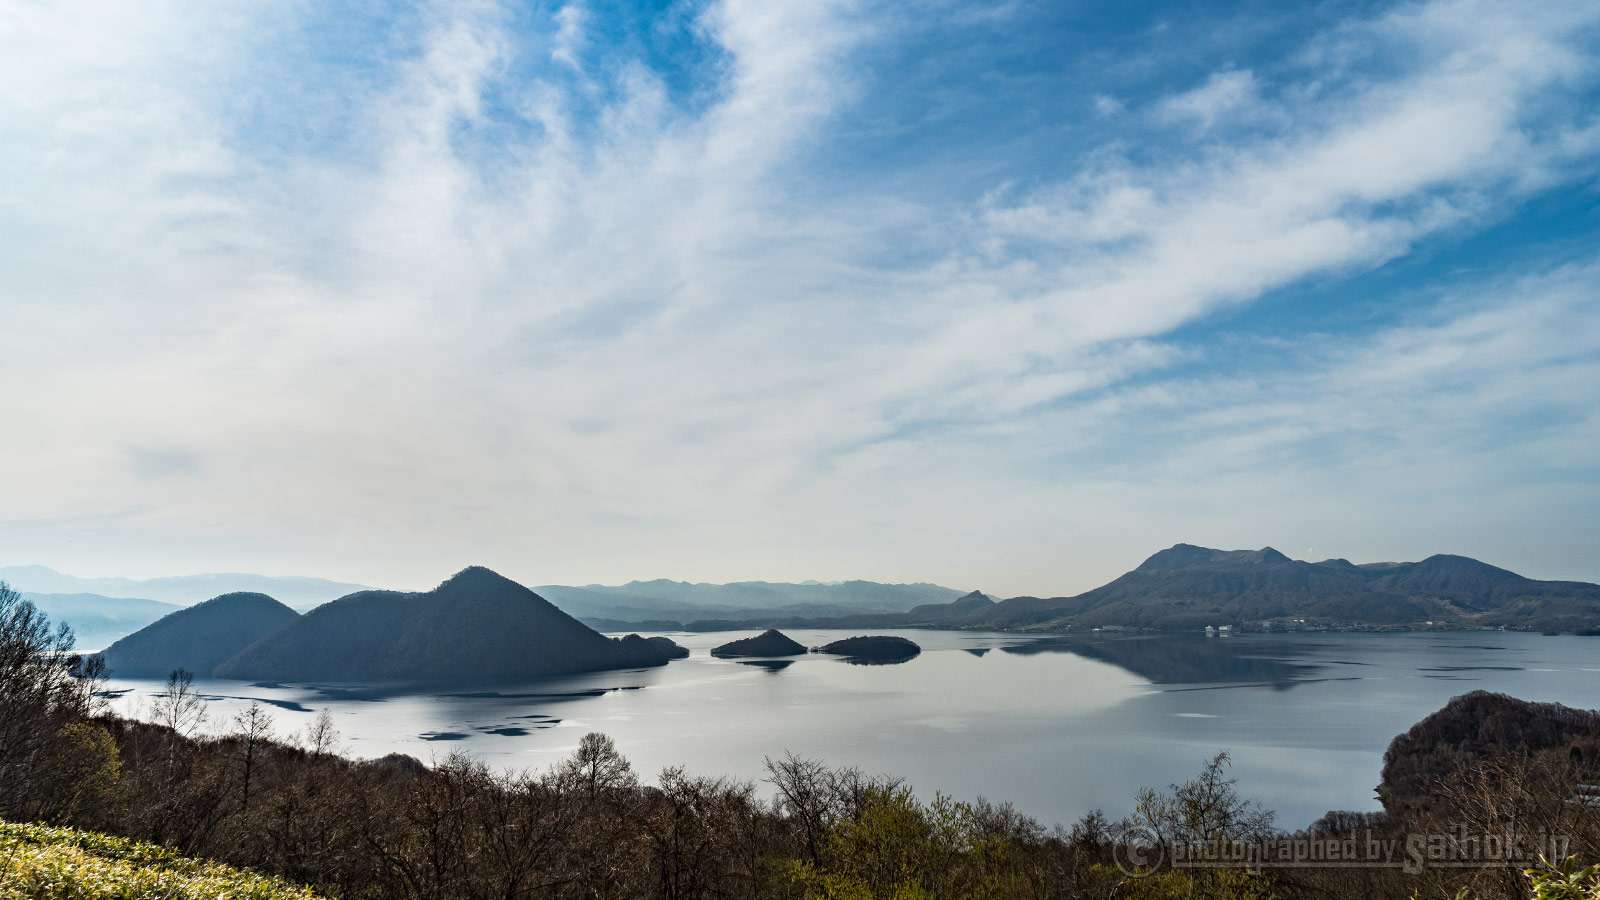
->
[738, 660, 793, 672]
[1003, 636, 1318, 689]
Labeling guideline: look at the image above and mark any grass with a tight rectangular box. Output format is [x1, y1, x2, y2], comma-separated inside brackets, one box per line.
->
[0, 820, 322, 899]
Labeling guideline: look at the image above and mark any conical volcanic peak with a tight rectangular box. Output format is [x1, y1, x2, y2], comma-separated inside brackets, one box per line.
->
[710, 629, 807, 658]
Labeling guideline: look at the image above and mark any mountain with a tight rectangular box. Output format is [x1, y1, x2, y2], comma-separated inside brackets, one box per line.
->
[905, 590, 996, 623]
[0, 565, 373, 610]
[963, 545, 1600, 633]
[21, 593, 183, 652]
[99, 592, 301, 678]
[5, 565, 965, 625]
[663, 545, 1600, 634]
[709, 629, 807, 658]
[535, 580, 961, 623]
[213, 567, 677, 681]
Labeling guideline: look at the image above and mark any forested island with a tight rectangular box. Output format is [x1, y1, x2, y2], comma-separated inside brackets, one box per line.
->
[99, 567, 686, 681]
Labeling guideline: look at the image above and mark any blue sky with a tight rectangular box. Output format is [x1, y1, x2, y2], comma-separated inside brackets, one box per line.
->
[1, 0, 1597, 595]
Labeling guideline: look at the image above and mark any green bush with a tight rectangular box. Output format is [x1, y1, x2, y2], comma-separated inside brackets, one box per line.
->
[1526, 857, 1600, 900]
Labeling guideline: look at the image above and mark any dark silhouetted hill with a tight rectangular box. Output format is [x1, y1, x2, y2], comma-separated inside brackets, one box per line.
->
[645, 636, 691, 659]
[99, 592, 300, 678]
[710, 629, 806, 658]
[1379, 691, 1600, 810]
[214, 567, 678, 680]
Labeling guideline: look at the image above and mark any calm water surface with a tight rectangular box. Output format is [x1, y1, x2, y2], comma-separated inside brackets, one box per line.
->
[105, 630, 1600, 828]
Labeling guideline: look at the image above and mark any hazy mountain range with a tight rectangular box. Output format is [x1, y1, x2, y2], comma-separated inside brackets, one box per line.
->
[0, 566, 373, 609]
[14, 545, 1600, 661]
[20, 593, 183, 653]
[2, 565, 963, 650]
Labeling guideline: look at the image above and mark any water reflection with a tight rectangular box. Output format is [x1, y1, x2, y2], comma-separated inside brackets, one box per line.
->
[1003, 635, 1317, 688]
[100, 630, 1600, 831]
[832, 654, 916, 666]
[737, 659, 793, 672]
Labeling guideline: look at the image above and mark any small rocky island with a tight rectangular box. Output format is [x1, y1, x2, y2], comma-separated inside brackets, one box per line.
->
[816, 635, 921, 664]
[710, 629, 807, 658]
[645, 635, 691, 659]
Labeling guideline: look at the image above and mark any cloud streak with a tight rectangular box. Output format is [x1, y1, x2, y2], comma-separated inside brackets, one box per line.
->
[0, 0, 1596, 594]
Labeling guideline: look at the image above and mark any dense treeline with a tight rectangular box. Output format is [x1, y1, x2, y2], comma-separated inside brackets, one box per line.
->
[4, 583, 1600, 899]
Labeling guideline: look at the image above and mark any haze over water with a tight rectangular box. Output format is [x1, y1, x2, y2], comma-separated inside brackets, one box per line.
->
[106, 630, 1600, 828]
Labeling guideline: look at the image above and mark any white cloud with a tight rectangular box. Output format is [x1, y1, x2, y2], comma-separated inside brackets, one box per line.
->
[1159, 69, 1259, 130]
[0, 0, 1596, 593]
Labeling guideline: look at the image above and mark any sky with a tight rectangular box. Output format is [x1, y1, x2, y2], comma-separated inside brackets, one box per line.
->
[1, 0, 1598, 597]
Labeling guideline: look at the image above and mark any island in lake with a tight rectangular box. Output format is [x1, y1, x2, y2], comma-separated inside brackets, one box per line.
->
[100, 567, 687, 681]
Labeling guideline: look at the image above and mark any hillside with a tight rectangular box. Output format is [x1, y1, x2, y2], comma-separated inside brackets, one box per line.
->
[0, 820, 321, 899]
[1378, 691, 1600, 810]
[99, 592, 301, 678]
[214, 567, 678, 680]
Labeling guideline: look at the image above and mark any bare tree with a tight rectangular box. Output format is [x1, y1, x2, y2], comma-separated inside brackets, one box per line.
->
[764, 751, 836, 866]
[69, 653, 111, 715]
[1132, 751, 1276, 847]
[152, 667, 208, 736]
[558, 731, 638, 799]
[301, 708, 341, 758]
[233, 701, 275, 812]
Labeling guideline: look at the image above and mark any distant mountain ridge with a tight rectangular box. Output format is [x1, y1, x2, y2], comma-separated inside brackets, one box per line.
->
[2, 566, 964, 646]
[640, 545, 1600, 635]
[536, 579, 962, 624]
[0, 565, 374, 609]
[984, 545, 1600, 632]
[20, 593, 182, 652]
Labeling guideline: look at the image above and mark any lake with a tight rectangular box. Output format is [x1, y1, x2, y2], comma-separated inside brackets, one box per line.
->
[104, 629, 1600, 829]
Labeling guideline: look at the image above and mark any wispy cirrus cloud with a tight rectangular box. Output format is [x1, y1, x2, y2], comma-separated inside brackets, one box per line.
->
[0, 0, 1596, 593]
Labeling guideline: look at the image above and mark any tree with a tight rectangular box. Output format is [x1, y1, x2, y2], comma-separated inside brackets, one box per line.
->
[765, 751, 837, 866]
[233, 701, 275, 812]
[300, 709, 340, 757]
[558, 731, 637, 799]
[1132, 751, 1276, 847]
[39, 721, 121, 824]
[0, 581, 91, 818]
[152, 668, 207, 737]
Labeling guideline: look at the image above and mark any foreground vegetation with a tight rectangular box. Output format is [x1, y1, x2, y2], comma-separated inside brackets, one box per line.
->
[0, 821, 322, 899]
[4, 583, 1599, 898]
